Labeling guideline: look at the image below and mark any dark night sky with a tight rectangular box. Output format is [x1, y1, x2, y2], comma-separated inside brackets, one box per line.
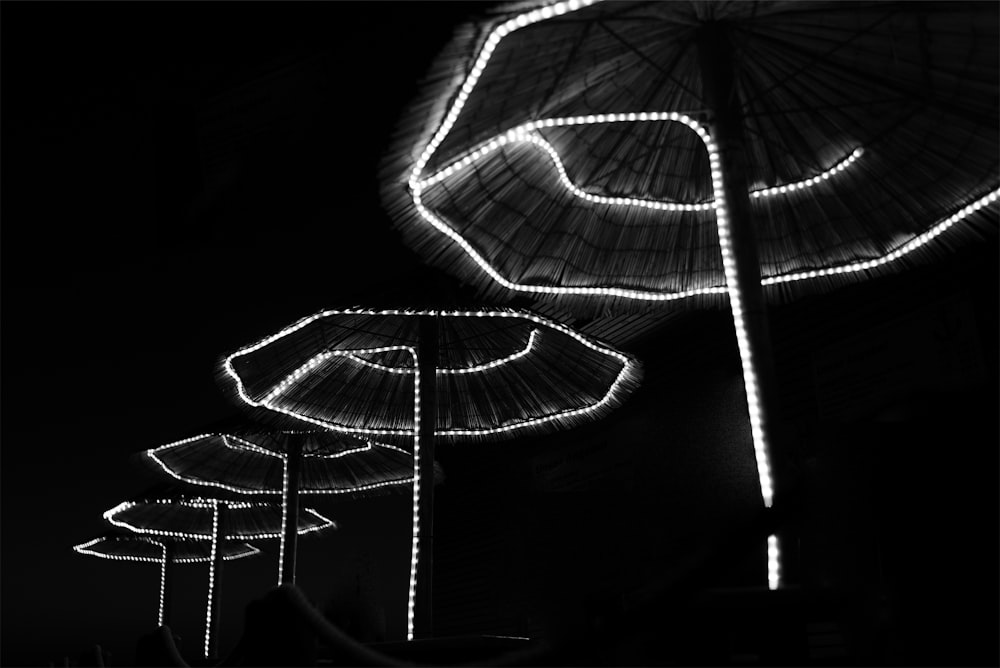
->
[1, 2, 485, 664]
[3, 2, 998, 667]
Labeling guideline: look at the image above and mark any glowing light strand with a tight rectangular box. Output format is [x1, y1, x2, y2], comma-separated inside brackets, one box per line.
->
[103, 500, 336, 541]
[768, 535, 780, 591]
[158, 541, 167, 626]
[223, 310, 637, 440]
[277, 456, 290, 586]
[204, 501, 219, 659]
[406, 346, 420, 641]
[146, 438, 413, 495]
[72, 537, 260, 563]
[419, 129, 860, 210]
[345, 329, 541, 374]
[406, 0, 998, 301]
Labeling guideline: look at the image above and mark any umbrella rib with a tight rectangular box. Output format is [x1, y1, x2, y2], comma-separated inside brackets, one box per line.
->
[737, 8, 901, 112]
[746, 25, 997, 128]
[595, 19, 702, 102]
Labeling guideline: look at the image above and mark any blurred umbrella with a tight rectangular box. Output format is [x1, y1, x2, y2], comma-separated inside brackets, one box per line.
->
[220, 307, 641, 639]
[381, 0, 1000, 588]
[142, 425, 443, 586]
[102, 485, 335, 660]
[73, 532, 259, 629]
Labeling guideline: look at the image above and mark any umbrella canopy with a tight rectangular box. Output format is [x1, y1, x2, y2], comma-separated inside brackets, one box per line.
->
[220, 307, 641, 640]
[73, 533, 259, 563]
[144, 431, 417, 496]
[103, 496, 335, 541]
[221, 307, 641, 443]
[383, 0, 998, 308]
[74, 533, 259, 628]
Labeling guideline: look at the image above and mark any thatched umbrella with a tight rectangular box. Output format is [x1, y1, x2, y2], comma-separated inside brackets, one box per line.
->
[220, 307, 641, 640]
[143, 426, 442, 586]
[380, 0, 1000, 589]
[103, 487, 335, 659]
[73, 532, 258, 629]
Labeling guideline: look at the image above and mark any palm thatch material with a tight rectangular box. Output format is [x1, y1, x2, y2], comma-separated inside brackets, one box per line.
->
[219, 307, 642, 444]
[144, 430, 427, 497]
[74, 532, 259, 629]
[380, 0, 999, 312]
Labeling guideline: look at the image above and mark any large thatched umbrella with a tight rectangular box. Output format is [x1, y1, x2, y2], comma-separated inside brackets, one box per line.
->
[143, 426, 442, 586]
[103, 486, 335, 659]
[220, 307, 641, 640]
[73, 532, 259, 629]
[380, 0, 1000, 589]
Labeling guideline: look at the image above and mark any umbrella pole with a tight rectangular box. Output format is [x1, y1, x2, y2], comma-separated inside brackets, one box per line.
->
[697, 24, 794, 590]
[159, 541, 175, 627]
[204, 501, 226, 660]
[279, 435, 304, 586]
[409, 315, 438, 640]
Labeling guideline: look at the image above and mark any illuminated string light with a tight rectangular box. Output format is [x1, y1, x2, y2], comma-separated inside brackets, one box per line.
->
[158, 542, 167, 626]
[767, 535, 780, 590]
[72, 537, 260, 563]
[345, 329, 540, 374]
[278, 456, 290, 586]
[420, 129, 859, 209]
[103, 499, 336, 541]
[204, 501, 219, 659]
[404, 0, 998, 301]
[223, 309, 639, 440]
[146, 438, 413, 495]
[761, 187, 1000, 285]
[406, 346, 420, 641]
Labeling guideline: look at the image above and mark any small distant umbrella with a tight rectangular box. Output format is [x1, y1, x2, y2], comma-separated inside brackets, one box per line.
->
[220, 306, 641, 640]
[73, 532, 259, 628]
[103, 486, 335, 660]
[381, 0, 1000, 589]
[142, 426, 443, 586]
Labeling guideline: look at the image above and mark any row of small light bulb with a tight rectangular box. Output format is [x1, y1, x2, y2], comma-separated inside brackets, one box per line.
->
[406, 347, 421, 641]
[698, 118, 775, 508]
[767, 535, 780, 591]
[222, 434, 280, 458]
[762, 187, 1000, 285]
[149, 439, 413, 495]
[158, 543, 168, 626]
[277, 457, 291, 585]
[204, 502, 220, 658]
[105, 500, 335, 540]
[409, 0, 600, 187]
[73, 537, 259, 563]
[751, 148, 863, 199]
[345, 329, 539, 375]
[420, 126, 860, 211]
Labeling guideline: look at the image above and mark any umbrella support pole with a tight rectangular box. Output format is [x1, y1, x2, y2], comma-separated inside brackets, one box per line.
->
[159, 541, 175, 627]
[409, 315, 438, 640]
[279, 436, 304, 586]
[205, 501, 226, 660]
[697, 24, 796, 590]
